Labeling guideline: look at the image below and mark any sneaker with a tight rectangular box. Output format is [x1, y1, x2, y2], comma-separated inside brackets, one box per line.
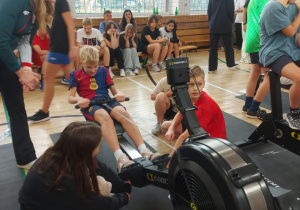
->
[61, 77, 70, 85]
[142, 148, 163, 162]
[125, 69, 135, 76]
[28, 110, 50, 123]
[109, 67, 115, 79]
[242, 105, 248, 114]
[228, 64, 238, 70]
[120, 69, 125, 77]
[219, 47, 225, 52]
[117, 153, 135, 172]
[246, 109, 259, 119]
[239, 58, 245, 63]
[158, 62, 166, 70]
[39, 80, 44, 91]
[244, 59, 251, 64]
[134, 68, 139, 75]
[208, 69, 217, 73]
[286, 110, 300, 130]
[280, 77, 293, 85]
[151, 123, 162, 136]
[151, 64, 161, 72]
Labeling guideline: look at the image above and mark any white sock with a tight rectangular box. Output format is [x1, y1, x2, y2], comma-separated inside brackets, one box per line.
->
[138, 144, 147, 154]
[114, 149, 124, 161]
[166, 57, 170, 60]
[158, 61, 163, 64]
[175, 56, 180, 58]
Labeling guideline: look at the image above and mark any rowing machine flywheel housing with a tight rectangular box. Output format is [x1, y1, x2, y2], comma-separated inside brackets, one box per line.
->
[168, 138, 275, 210]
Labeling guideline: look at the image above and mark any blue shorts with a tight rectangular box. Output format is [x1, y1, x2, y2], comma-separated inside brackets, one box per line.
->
[267, 55, 300, 75]
[46, 52, 71, 64]
[250, 52, 263, 67]
[82, 95, 123, 121]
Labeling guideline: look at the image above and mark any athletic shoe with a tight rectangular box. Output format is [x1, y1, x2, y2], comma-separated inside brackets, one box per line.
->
[28, 110, 50, 123]
[219, 47, 225, 52]
[109, 67, 115, 79]
[244, 59, 251, 64]
[286, 110, 300, 130]
[246, 109, 259, 119]
[151, 123, 162, 136]
[280, 77, 293, 85]
[242, 105, 248, 114]
[158, 62, 166, 70]
[134, 68, 139, 75]
[117, 153, 135, 172]
[125, 69, 135, 76]
[239, 58, 245, 63]
[208, 69, 217, 73]
[39, 80, 44, 91]
[120, 69, 125, 77]
[61, 77, 70, 85]
[142, 148, 163, 162]
[151, 64, 161, 72]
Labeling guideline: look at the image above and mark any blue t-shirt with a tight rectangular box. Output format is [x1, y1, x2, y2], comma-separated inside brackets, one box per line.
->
[99, 21, 121, 34]
[259, 1, 300, 66]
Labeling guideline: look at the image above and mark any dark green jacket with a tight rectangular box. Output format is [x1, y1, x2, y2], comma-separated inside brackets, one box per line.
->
[0, 0, 37, 71]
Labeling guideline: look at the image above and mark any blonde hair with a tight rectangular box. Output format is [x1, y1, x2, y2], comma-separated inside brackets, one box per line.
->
[83, 17, 92, 26]
[33, 0, 54, 30]
[125, 23, 134, 33]
[190, 65, 205, 79]
[80, 46, 99, 64]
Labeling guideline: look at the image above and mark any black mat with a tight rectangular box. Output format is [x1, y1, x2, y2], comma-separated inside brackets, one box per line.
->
[236, 91, 290, 113]
[50, 132, 173, 210]
[0, 144, 24, 210]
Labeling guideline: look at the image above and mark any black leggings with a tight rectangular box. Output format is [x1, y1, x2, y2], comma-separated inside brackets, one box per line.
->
[109, 47, 124, 69]
[0, 62, 36, 165]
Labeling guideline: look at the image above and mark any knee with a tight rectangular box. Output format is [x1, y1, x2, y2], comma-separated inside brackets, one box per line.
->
[154, 43, 161, 50]
[155, 92, 168, 103]
[96, 112, 113, 124]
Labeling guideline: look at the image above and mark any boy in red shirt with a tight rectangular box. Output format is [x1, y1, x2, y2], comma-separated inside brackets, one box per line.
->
[163, 65, 227, 156]
[32, 29, 50, 67]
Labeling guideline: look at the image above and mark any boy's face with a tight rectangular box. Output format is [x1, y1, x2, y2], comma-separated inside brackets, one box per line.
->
[158, 19, 163, 27]
[104, 13, 112, 22]
[83, 62, 98, 77]
[83, 25, 92, 35]
[188, 76, 205, 102]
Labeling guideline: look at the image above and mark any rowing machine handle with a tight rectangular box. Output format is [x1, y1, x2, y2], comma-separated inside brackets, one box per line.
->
[75, 97, 130, 109]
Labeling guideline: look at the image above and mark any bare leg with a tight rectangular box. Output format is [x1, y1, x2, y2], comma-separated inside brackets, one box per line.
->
[253, 69, 270, 102]
[167, 42, 174, 58]
[246, 63, 261, 97]
[159, 43, 168, 62]
[147, 43, 161, 64]
[173, 43, 180, 57]
[99, 47, 110, 66]
[161, 121, 183, 138]
[155, 92, 170, 123]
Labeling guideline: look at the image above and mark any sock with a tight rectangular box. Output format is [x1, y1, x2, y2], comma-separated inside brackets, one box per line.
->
[138, 144, 147, 154]
[166, 57, 170, 60]
[245, 96, 253, 108]
[158, 61, 163, 64]
[152, 63, 157, 66]
[290, 107, 299, 112]
[249, 100, 261, 112]
[175, 56, 180, 58]
[114, 149, 124, 161]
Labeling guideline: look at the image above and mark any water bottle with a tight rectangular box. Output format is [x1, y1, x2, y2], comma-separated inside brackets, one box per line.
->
[162, 35, 167, 46]
[175, 7, 178, 16]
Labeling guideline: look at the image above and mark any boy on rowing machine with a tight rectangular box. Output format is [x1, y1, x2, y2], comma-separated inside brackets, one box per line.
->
[68, 46, 162, 172]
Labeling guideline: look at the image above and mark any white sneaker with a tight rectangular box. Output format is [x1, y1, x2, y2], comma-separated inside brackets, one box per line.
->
[120, 69, 125, 77]
[239, 58, 245, 63]
[151, 64, 161, 72]
[141, 148, 162, 162]
[125, 69, 135, 76]
[117, 154, 135, 172]
[109, 67, 114, 79]
[158, 62, 166, 70]
[280, 77, 293, 85]
[244, 59, 251, 64]
[134, 68, 139, 75]
[151, 123, 162, 136]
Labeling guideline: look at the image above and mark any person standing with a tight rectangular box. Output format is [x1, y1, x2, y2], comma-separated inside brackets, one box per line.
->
[208, 0, 236, 72]
[0, 0, 54, 168]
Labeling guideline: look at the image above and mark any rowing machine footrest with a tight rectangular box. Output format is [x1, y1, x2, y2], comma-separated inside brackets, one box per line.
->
[152, 154, 170, 169]
[257, 110, 272, 122]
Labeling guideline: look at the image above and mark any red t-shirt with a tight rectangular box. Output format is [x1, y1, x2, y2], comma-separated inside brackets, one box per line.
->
[194, 91, 227, 139]
[32, 33, 50, 66]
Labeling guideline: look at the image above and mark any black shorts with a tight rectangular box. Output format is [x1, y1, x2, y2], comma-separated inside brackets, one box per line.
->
[267, 55, 300, 75]
[250, 52, 263, 67]
[164, 101, 177, 120]
[141, 45, 149, 54]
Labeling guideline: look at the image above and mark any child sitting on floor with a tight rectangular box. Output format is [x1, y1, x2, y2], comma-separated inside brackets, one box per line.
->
[163, 65, 227, 157]
[68, 46, 162, 172]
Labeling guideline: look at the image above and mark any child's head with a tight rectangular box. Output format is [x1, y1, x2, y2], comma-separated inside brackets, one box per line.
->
[105, 21, 117, 33]
[123, 9, 133, 21]
[148, 14, 158, 29]
[37, 28, 48, 37]
[125, 23, 134, 38]
[104, 10, 112, 22]
[157, 15, 163, 27]
[82, 17, 93, 35]
[188, 65, 205, 102]
[80, 46, 99, 76]
[166, 18, 176, 32]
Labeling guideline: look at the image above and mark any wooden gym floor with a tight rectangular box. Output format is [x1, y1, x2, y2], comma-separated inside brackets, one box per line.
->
[0, 49, 283, 158]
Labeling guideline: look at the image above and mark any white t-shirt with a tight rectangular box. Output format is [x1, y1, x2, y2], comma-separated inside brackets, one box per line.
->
[76, 28, 103, 46]
[159, 27, 174, 39]
[234, 0, 245, 23]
